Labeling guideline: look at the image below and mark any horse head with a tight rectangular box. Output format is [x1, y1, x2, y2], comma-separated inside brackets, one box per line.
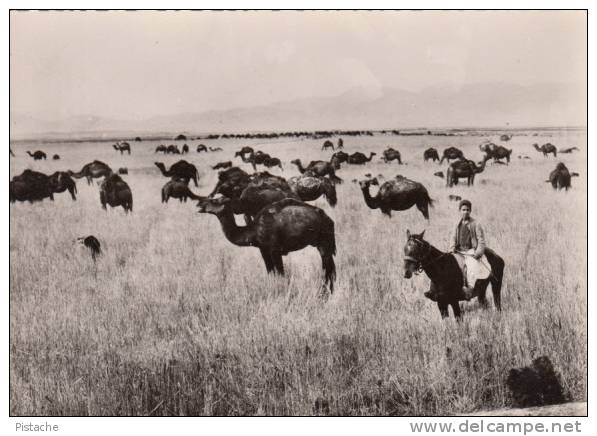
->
[403, 229, 428, 278]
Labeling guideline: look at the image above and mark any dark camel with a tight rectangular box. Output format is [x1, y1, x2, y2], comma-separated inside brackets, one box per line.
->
[167, 145, 181, 154]
[48, 171, 77, 200]
[212, 161, 233, 170]
[439, 147, 464, 164]
[347, 152, 376, 165]
[546, 163, 572, 191]
[197, 197, 337, 292]
[359, 176, 433, 219]
[118, 167, 128, 175]
[68, 160, 113, 185]
[100, 174, 133, 212]
[262, 156, 283, 170]
[235, 146, 254, 160]
[27, 150, 47, 160]
[533, 143, 557, 157]
[209, 167, 251, 198]
[446, 159, 486, 187]
[403, 230, 504, 319]
[113, 142, 131, 154]
[240, 151, 274, 171]
[322, 140, 334, 151]
[424, 148, 440, 162]
[337, 138, 344, 149]
[155, 145, 168, 153]
[53, 154, 60, 160]
[155, 160, 199, 187]
[10, 170, 55, 203]
[196, 144, 208, 153]
[559, 147, 579, 154]
[77, 236, 101, 262]
[181, 144, 189, 154]
[288, 175, 337, 207]
[382, 148, 402, 164]
[209, 147, 223, 152]
[331, 151, 349, 167]
[291, 159, 343, 184]
[162, 180, 203, 203]
[479, 143, 513, 164]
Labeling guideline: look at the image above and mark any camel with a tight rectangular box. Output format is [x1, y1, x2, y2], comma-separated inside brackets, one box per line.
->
[337, 138, 344, 149]
[479, 143, 513, 164]
[359, 176, 434, 219]
[288, 175, 337, 207]
[500, 134, 512, 142]
[382, 148, 402, 164]
[446, 158, 486, 187]
[77, 236, 101, 262]
[439, 147, 464, 164]
[113, 142, 131, 154]
[322, 140, 334, 151]
[533, 143, 557, 157]
[263, 156, 283, 170]
[546, 163, 572, 191]
[155, 160, 199, 187]
[155, 144, 168, 153]
[118, 168, 128, 175]
[53, 154, 60, 160]
[48, 171, 77, 200]
[196, 144, 208, 153]
[209, 147, 223, 152]
[239, 151, 274, 171]
[331, 151, 349, 167]
[100, 173, 133, 212]
[181, 144, 189, 154]
[27, 150, 47, 160]
[347, 152, 376, 165]
[167, 145, 181, 154]
[235, 146, 255, 160]
[424, 148, 440, 162]
[559, 147, 579, 154]
[197, 197, 337, 292]
[68, 160, 113, 185]
[10, 170, 55, 203]
[209, 167, 251, 198]
[290, 159, 343, 184]
[162, 179, 203, 203]
[571, 172, 580, 177]
[212, 161, 233, 170]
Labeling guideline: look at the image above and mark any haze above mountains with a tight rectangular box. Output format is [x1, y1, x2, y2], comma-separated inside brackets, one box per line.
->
[10, 81, 585, 140]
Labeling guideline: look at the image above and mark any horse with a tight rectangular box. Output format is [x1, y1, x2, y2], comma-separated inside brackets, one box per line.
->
[402, 230, 504, 319]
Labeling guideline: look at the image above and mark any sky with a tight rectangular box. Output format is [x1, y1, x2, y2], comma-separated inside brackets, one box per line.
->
[10, 10, 587, 122]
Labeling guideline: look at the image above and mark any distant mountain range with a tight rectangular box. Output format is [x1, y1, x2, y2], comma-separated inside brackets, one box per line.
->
[10, 82, 586, 139]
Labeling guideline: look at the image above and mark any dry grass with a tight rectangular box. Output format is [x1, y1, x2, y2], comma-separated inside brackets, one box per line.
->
[9, 130, 586, 415]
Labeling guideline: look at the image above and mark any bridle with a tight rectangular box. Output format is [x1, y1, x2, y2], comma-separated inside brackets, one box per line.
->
[404, 237, 449, 274]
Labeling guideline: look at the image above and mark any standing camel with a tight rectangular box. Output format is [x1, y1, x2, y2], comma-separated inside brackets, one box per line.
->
[155, 161, 199, 187]
[113, 142, 131, 154]
[439, 147, 464, 164]
[359, 176, 433, 219]
[322, 140, 335, 151]
[288, 175, 337, 207]
[27, 150, 47, 160]
[68, 160, 113, 185]
[347, 152, 376, 165]
[382, 148, 402, 164]
[446, 159, 486, 187]
[291, 159, 343, 184]
[546, 163, 572, 191]
[197, 197, 337, 292]
[533, 143, 557, 158]
[424, 148, 440, 162]
[100, 174, 133, 212]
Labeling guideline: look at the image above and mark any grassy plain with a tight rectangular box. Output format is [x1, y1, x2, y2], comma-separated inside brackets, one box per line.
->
[9, 129, 587, 415]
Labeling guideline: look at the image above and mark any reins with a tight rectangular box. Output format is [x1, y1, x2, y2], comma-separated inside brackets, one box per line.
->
[405, 238, 451, 274]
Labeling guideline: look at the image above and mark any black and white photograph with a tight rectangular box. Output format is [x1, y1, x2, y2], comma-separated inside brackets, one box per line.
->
[7, 5, 589, 429]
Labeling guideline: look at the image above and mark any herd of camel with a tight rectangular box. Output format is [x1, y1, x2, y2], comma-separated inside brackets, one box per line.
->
[9, 136, 581, 293]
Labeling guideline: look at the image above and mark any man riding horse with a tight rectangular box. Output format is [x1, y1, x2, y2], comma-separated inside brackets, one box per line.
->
[425, 199, 490, 301]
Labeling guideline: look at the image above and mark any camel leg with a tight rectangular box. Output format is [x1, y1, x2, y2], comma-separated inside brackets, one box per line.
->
[259, 248, 274, 273]
[437, 302, 450, 319]
[416, 202, 430, 220]
[318, 247, 336, 293]
[450, 301, 462, 320]
[271, 252, 285, 276]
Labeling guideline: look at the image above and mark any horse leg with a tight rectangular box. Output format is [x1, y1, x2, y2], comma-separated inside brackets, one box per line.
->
[476, 280, 489, 309]
[437, 302, 450, 319]
[450, 301, 462, 320]
[485, 249, 504, 311]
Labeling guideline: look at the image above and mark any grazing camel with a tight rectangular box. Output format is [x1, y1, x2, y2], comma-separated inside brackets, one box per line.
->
[347, 152, 376, 165]
[331, 151, 349, 168]
[424, 148, 440, 162]
[197, 197, 337, 292]
[479, 143, 513, 164]
[162, 180, 203, 203]
[27, 150, 47, 160]
[155, 144, 168, 153]
[113, 142, 131, 154]
[155, 161, 199, 187]
[446, 159, 486, 187]
[533, 143, 557, 157]
[291, 159, 343, 184]
[212, 161, 233, 170]
[359, 176, 434, 219]
[68, 160, 113, 185]
[77, 236, 101, 262]
[546, 163, 572, 191]
[322, 140, 335, 151]
[100, 174, 133, 212]
[439, 147, 464, 164]
[288, 175, 337, 207]
[263, 156, 283, 170]
[196, 144, 208, 153]
[167, 145, 181, 154]
[181, 144, 189, 154]
[48, 171, 77, 200]
[382, 148, 402, 164]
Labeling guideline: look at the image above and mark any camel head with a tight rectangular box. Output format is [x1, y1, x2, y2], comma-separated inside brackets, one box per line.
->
[197, 196, 230, 215]
[403, 229, 427, 279]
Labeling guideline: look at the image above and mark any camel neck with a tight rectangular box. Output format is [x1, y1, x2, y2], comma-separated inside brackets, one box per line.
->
[360, 185, 379, 209]
[215, 212, 255, 247]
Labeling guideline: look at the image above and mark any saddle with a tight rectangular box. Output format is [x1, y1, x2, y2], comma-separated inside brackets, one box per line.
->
[451, 251, 491, 287]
